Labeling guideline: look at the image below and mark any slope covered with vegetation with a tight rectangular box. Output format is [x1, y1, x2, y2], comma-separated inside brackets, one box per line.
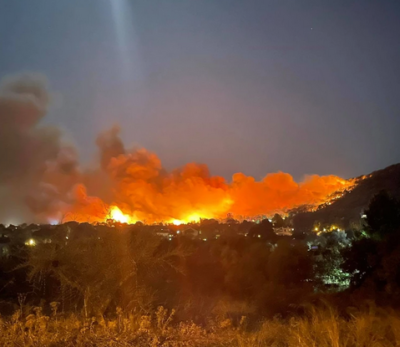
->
[293, 163, 400, 230]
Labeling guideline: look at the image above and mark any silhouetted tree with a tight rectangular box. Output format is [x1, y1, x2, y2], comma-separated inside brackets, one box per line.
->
[248, 219, 277, 243]
[20, 229, 186, 316]
[272, 213, 285, 228]
[342, 191, 400, 296]
[267, 240, 313, 287]
[238, 220, 254, 234]
[293, 212, 314, 239]
[365, 190, 400, 239]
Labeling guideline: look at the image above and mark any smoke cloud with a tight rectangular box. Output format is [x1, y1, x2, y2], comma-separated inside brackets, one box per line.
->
[0, 74, 79, 223]
[0, 73, 354, 224]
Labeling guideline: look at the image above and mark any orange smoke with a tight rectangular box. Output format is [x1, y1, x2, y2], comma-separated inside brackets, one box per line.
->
[61, 128, 354, 224]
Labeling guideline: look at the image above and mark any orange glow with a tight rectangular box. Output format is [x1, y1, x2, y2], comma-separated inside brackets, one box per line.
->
[61, 128, 359, 225]
[187, 214, 201, 223]
[172, 219, 183, 226]
[170, 214, 202, 225]
[109, 206, 132, 224]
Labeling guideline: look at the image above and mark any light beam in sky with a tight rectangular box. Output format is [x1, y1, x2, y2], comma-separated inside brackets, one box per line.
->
[110, 0, 141, 79]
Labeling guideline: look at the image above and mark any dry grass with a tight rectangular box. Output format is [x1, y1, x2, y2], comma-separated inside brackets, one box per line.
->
[0, 305, 399, 346]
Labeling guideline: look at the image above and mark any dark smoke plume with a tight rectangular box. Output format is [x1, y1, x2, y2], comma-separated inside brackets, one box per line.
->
[0, 74, 79, 223]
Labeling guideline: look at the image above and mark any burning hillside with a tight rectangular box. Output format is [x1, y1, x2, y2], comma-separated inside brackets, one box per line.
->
[60, 127, 357, 225]
[0, 74, 357, 225]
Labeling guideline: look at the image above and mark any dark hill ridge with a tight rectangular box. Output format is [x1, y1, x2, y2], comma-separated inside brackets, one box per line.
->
[295, 163, 400, 230]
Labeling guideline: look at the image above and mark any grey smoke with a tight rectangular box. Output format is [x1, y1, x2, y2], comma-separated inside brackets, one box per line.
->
[0, 73, 78, 223]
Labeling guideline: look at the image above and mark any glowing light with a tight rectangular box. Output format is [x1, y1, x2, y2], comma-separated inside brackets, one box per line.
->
[172, 219, 183, 226]
[109, 206, 131, 224]
[25, 239, 36, 247]
[170, 214, 202, 225]
[187, 214, 201, 223]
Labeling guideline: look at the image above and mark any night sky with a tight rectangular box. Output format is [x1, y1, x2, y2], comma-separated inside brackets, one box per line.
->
[1, 0, 400, 181]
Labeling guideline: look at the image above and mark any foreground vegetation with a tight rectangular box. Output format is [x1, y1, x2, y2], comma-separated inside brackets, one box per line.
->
[2, 305, 400, 347]
[1, 190, 400, 345]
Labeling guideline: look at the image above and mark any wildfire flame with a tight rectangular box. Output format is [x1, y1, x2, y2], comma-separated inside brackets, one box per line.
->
[170, 214, 202, 225]
[0, 74, 362, 226]
[58, 127, 358, 225]
[109, 206, 132, 224]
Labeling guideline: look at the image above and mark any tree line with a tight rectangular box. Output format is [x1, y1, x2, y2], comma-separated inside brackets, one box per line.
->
[0, 190, 399, 321]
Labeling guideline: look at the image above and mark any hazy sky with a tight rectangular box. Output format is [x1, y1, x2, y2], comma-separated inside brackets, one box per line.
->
[1, 0, 399, 180]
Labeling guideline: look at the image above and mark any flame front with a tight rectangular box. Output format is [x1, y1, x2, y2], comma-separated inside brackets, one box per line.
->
[109, 206, 132, 224]
[60, 128, 357, 225]
[170, 214, 202, 225]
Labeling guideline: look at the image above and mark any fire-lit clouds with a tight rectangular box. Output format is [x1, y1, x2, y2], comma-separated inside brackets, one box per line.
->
[63, 127, 353, 224]
[0, 74, 355, 225]
[229, 173, 351, 216]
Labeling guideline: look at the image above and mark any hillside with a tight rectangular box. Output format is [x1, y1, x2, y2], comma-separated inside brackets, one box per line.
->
[295, 163, 400, 229]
